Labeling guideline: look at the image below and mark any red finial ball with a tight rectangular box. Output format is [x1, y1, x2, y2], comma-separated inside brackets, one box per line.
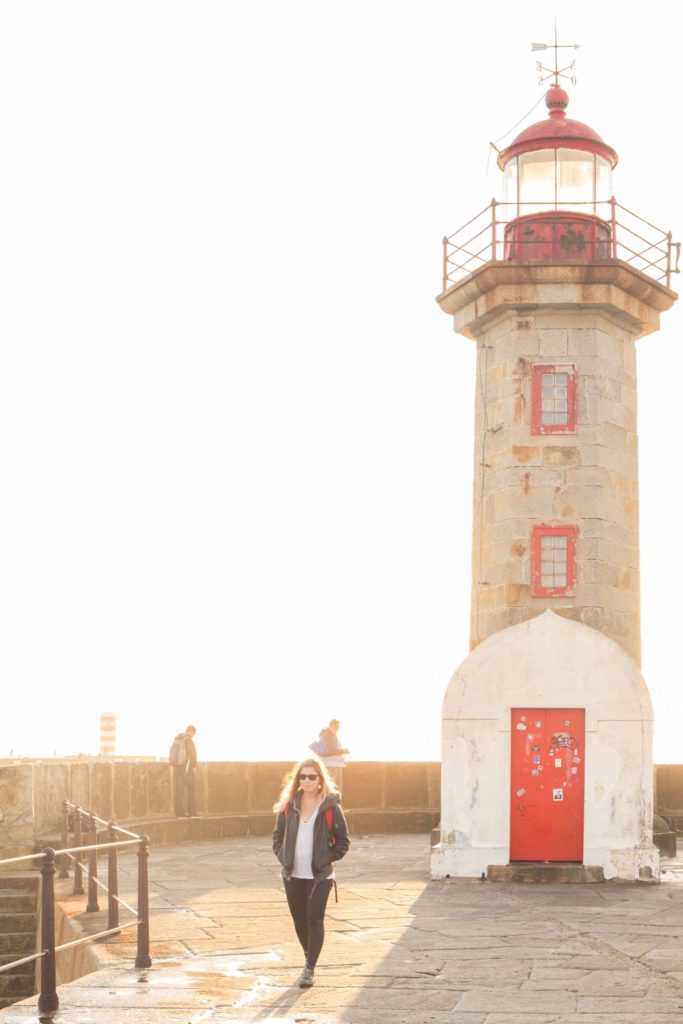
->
[546, 85, 569, 113]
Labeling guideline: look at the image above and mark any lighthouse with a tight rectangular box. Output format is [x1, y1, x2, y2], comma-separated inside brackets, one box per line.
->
[432, 56, 679, 881]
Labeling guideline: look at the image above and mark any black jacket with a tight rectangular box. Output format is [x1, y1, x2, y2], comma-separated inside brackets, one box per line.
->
[272, 792, 350, 883]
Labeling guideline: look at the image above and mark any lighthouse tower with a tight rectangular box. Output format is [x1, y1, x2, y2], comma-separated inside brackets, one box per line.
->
[432, 63, 678, 881]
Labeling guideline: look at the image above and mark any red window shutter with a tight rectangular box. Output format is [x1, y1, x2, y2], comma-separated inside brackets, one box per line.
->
[531, 365, 577, 435]
[531, 525, 577, 597]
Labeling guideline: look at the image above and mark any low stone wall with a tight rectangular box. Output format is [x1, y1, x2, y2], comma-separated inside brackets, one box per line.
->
[655, 765, 683, 832]
[53, 900, 99, 988]
[3, 759, 681, 857]
[0, 761, 441, 854]
[0, 766, 35, 858]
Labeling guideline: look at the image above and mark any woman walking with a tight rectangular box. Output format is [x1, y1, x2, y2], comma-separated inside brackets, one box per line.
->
[272, 756, 350, 987]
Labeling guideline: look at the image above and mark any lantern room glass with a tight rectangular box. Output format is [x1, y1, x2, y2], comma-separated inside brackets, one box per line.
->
[504, 148, 612, 217]
[519, 151, 555, 213]
[595, 155, 611, 201]
[557, 149, 594, 214]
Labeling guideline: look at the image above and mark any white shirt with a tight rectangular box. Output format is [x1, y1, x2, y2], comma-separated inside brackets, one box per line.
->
[292, 804, 335, 880]
[292, 805, 318, 879]
[322, 752, 346, 768]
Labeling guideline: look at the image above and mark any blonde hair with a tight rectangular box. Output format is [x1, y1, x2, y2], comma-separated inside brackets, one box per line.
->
[273, 757, 339, 812]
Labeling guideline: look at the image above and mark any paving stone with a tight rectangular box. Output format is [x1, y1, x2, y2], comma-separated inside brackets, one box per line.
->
[575, 969, 655, 995]
[483, 1018, 576, 1024]
[4, 834, 683, 1023]
[577, 995, 683, 1013]
[529, 966, 590, 980]
[456, 988, 578, 1012]
[485, 1018, 674, 1024]
[441, 964, 530, 981]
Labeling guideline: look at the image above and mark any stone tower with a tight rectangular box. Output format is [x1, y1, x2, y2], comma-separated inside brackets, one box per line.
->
[432, 78, 678, 881]
[440, 86, 676, 666]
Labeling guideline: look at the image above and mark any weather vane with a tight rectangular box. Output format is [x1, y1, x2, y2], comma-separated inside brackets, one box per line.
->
[531, 21, 579, 87]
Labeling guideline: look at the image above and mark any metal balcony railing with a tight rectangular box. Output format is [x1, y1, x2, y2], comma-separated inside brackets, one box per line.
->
[441, 198, 681, 292]
[0, 801, 151, 1015]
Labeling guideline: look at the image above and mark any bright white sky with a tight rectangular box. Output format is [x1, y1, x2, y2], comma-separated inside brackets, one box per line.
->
[2, 1, 682, 764]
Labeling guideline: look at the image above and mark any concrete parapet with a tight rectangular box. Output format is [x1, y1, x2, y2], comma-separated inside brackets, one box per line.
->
[3, 759, 678, 856]
[655, 765, 683, 833]
[0, 760, 441, 855]
[0, 767, 34, 859]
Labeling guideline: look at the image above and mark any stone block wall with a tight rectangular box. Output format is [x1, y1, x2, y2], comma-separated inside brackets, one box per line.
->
[0, 760, 441, 855]
[0, 766, 36, 858]
[654, 765, 683, 831]
[1, 759, 681, 858]
[469, 308, 642, 663]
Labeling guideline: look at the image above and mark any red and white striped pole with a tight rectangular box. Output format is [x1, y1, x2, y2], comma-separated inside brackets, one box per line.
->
[99, 712, 116, 757]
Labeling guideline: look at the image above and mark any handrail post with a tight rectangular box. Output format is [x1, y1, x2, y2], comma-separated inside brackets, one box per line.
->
[73, 808, 84, 896]
[442, 235, 448, 293]
[58, 800, 70, 879]
[134, 835, 152, 968]
[107, 823, 120, 933]
[610, 196, 617, 259]
[666, 231, 673, 289]
[37, 848, 59, 1014]
[491, 198, 497, 261]
[86, 814, 100, 912]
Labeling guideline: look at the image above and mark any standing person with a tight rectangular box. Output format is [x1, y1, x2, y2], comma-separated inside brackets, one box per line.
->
[171, 725, 199, 818]
[318, 719, 349, 788]
[272, 757, 350, 988]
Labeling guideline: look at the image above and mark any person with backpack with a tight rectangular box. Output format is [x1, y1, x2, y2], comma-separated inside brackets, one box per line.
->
[272, 756, 350, 988]
[317, 719, 350, 789]
[170, 725, 199, 817]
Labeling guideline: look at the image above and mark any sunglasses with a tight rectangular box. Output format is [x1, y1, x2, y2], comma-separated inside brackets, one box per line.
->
[299, 773, 319, 781]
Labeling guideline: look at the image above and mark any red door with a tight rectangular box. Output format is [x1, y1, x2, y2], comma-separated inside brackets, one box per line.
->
[510, 708, 585, 862]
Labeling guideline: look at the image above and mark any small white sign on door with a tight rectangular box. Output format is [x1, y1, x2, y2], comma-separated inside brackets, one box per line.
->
[553, 788, 563, 801]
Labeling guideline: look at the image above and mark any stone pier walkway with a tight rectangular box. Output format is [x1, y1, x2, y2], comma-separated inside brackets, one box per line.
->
[3, 834, 683, 1023]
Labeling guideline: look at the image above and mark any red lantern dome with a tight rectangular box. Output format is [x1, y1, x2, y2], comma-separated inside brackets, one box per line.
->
[498, 87, 618, 170]
[498, 87, 618, 261]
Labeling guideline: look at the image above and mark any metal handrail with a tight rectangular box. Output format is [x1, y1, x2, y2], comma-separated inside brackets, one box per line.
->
[56, 837, 141, 857]
[0, 951, 47, 973]
[55, 920, 141, 952]
[0, 921, 143, 978]
[441, 197, 680, 291]
[112, 892, 138, 916]
[63, 801, 142, 839]
[0, 802, 152, 1014]
[0, 851, 52, 867]
[68, 847, 141, 914]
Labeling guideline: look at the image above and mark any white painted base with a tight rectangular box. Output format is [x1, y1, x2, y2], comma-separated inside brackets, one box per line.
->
[434, 613, 658, 883]
[431, 842, 507, 879]
[431, 841, 661, 881]
[584, 845, 660, 882]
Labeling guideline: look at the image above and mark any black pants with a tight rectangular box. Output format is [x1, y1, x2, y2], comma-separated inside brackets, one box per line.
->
[283, 877, 333, 969]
